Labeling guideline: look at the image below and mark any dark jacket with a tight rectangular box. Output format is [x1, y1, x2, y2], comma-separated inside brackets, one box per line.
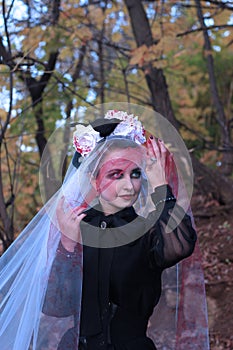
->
[43, 185, 197, 349]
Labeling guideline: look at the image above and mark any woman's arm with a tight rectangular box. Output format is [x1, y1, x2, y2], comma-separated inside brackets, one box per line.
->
[42, 240, 82, 317]
[148, 184, 196, 269]
[42, 197, 85, 316]
[145, 137, 196, 268]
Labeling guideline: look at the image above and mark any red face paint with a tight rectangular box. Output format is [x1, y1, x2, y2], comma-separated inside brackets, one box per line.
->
[95, 148, 143, 215]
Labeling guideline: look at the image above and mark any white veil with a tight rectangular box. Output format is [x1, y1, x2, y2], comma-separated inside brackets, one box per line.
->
[0, 175, 82, 349]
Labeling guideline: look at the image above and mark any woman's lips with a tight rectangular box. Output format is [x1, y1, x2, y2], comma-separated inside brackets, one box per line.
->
[119, 195, 134, 200]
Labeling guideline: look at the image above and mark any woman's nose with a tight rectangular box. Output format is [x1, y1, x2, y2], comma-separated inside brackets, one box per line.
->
[122, 176, 134, 191]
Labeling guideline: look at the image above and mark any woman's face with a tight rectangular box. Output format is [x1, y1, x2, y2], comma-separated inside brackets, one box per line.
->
[95, 147, 143, 215]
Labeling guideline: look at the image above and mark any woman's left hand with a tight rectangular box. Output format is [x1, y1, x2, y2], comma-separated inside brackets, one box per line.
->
[56, 196, 87, 251]
[146, 136, 168, 189]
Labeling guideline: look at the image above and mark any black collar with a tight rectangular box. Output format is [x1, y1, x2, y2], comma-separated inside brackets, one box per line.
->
[83, 205, 138, 228]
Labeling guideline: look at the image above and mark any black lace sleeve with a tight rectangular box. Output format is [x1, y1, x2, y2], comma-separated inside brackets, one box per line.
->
[148, 185, 197, 269]
[42, 242, 82, 317]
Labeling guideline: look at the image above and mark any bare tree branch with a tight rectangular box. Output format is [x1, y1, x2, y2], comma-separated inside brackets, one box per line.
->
[177, 24, 233, 38]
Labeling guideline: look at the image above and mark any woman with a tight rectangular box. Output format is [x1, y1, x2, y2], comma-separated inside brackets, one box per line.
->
[0, 110, 206, 349]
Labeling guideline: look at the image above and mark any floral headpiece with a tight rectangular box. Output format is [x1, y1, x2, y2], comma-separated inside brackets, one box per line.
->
[73, 110, 146, 157]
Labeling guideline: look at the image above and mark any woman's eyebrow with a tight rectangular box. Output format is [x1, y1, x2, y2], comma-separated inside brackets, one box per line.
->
[131, 167, 141, 172]
[107, 166, 141, 172]
[105, 167, 141, 175]
[106, 168, 123, 173]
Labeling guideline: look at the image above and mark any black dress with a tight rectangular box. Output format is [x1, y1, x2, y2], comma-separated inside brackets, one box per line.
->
[43, 185, 197, 350]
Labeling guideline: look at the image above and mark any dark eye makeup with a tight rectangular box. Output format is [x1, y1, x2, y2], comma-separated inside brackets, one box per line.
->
[131, 169, 141, 178]
[107, 168, 141, 180]
[107, 170, 123, 179]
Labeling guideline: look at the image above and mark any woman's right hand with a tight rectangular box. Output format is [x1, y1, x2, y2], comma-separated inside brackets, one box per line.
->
[146, 137, 168, 188]
[56, 196, 87, 251]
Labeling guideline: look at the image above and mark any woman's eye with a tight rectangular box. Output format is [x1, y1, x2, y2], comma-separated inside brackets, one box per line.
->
[131, 170, 141, 179]
[108, 171, 123, 179]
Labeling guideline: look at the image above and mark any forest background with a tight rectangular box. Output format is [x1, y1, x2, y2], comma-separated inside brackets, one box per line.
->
[0, 0, 233, 348]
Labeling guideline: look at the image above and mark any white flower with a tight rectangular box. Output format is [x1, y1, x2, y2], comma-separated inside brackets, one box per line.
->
[73, 124, 103, 156]
[105, 110, 137, 123]
[105, 110, 146, 144]
[112, 121, 135, 137]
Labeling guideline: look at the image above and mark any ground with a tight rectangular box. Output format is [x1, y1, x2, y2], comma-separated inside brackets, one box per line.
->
[192, 193, 233, 350]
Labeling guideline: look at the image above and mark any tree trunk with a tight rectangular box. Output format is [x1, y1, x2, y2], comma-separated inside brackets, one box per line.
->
[191, 153, 233, 210]
[195, 0, 233, 176]
[22, 74, 60, 200]
[124, 0, 180, 130]
[0, 154, 14, 250]
[62, 44, 87, 178]
[125, 0, 233, 206]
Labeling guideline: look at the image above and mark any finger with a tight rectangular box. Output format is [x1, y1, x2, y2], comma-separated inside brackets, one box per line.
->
[77, 213, 87, 223]
[167, 152, 174, 165]
[70, 205, 87, 220]
[72, 205, 87, 216]
[57, 197, 75, 221]
[157, 140, 168, 163]
[146, 137, 159, 159]
[157, 138, 166, 151]
[70, 212, 87, 226]
[151, 137, 160, 153]
[56, 196, 65, 216]
[167, 153, 176, 179]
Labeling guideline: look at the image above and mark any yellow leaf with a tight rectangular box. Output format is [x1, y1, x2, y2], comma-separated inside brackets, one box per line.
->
[0, 108, 7, 120]
[88, 5, 105, 30]
[71, 27, 93, 44]
[112, 32, 122, 43]
[129, 44, 148, 66]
